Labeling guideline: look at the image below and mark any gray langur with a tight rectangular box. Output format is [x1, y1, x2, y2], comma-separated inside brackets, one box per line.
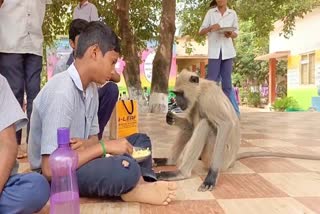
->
[156, 70, 320, 192]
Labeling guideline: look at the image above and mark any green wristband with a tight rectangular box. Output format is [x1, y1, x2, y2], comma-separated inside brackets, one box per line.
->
[99, 140, 106, 157]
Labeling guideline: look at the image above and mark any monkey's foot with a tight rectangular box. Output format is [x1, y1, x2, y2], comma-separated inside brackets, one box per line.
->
[198, 169, 218, 192]
[156, 171, 188, 181]
[121, 181, 177, 205]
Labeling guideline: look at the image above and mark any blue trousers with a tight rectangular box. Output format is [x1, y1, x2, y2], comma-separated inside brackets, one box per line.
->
[98, 82, 119, 140]
[76, 133, 156, 198]
[0, 53, 42, 144]
[207, 53, 240, 117]
[0, 173, 50, 214]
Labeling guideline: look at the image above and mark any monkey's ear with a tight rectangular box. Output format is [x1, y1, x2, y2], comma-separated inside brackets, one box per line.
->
[189, 76, 199, 84]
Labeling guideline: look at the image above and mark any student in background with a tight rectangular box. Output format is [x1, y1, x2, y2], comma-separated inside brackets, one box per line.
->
[199, 0, 240, 117]
[73, 0, 99, 22]
[0, 0, 52, 158]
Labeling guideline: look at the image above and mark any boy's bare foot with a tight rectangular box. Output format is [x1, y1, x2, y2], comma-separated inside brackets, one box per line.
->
[121, 181, 177, 205]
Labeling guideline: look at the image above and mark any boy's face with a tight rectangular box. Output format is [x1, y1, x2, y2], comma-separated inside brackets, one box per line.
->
[91, 47, 119, 84]
[216, 0, 227, 7]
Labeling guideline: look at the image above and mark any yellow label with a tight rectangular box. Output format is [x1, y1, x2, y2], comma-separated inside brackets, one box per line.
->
[288, 55, 301, 70]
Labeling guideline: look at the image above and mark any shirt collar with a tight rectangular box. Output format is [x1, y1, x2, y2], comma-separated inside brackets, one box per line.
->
[213, 7, 231, 14]
[67, 63, 97, 103]
[67, 63, 83, 91]
[67, 63, 94, 99]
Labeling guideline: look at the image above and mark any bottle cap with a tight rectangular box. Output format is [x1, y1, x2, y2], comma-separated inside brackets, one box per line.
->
[57, 128, 70, 145]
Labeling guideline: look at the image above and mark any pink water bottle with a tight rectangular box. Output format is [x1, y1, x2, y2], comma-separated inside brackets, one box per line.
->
[49, 128, 80, 214]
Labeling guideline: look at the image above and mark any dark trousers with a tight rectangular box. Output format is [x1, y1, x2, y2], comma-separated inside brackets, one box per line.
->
[76, 133, 156, 198]
[207, 52, 240, 116]
[0, 53, 42, 144]
[98, 82, 119, 139]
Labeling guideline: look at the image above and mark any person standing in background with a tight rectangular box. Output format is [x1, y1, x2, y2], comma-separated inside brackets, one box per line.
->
[199, 0, 240, 117]
[0, 0, 51, 158]
[73, 0, 99, 22]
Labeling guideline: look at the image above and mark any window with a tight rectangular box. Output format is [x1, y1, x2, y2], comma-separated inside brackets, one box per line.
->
[300, 53, 315, 85]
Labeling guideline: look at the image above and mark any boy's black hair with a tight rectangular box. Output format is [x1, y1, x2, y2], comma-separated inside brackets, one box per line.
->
[68, 19, 89, 42]
[210, 0, 217, 8]
[75, 21, 121, 58]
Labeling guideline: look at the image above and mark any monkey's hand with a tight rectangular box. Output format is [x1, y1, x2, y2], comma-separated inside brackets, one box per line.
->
[166, 111, 176, 125]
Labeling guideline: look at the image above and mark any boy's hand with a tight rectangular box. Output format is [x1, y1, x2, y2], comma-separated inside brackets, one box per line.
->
[105, 139, 133, 155]
[70, 138, 85, 151]
[210, 24, 220, 32]
[224, 31, 236, 38]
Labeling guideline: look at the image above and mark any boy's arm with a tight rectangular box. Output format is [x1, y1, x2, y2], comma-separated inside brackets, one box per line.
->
[41, 137, 133, 180]
[0, 125, 18, 193]
[39, 91, 132, 180]
[0, 75, 28, 193]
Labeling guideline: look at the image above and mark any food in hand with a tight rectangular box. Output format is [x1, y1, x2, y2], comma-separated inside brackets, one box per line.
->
[132, 147, 151, 160]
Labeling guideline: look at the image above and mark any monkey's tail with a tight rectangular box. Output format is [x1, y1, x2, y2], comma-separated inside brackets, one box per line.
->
[236, 151, 320, 160]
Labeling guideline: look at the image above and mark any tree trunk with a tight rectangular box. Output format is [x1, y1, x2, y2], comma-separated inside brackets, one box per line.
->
[149, 0, 176, 113]
[115, 0, 145, 109]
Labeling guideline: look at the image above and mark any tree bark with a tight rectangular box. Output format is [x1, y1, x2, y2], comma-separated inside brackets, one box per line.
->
[149, 0, 176, 113]
[115, 0, 143, 103]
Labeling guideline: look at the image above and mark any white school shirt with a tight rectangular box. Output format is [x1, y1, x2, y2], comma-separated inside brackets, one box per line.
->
[199, 7, 239, 60]
[73, 1, 99, 22]
[0, 0, 51, 56]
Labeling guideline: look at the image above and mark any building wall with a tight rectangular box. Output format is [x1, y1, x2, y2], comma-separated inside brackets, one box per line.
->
[286, 50, 320, 110]
[270, 7, 320, 55]
[269, 7, 320, 110]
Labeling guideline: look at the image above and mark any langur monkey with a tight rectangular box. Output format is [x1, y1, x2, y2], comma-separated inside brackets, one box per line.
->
[156, 70, 320, 192]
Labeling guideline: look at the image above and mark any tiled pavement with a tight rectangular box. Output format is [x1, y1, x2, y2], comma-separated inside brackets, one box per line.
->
[18, 111, 320, 213]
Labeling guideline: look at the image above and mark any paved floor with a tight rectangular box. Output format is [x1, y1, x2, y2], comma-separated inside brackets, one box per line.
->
[18, 111, 320, 213]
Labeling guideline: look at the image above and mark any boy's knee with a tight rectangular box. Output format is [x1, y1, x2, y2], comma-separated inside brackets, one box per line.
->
[118, 156, 141, 193]
[22, 173, 50, 210]
[140, 133, 152, 149]
[108, 82, 119, 94]
[128, 133, 152, 149]
[4, 173, 51, 213]
[105, 82, 119, 99]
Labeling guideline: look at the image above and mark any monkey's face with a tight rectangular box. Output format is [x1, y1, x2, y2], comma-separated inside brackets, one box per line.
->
[174, 91, 188, 111]
[173, 70, 200, 111]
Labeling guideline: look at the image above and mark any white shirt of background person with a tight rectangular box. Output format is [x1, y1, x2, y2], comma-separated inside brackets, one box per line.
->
[199, 7, 239, 60]
[73, 1, 99, 22]
[0, 0, 52, 57]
